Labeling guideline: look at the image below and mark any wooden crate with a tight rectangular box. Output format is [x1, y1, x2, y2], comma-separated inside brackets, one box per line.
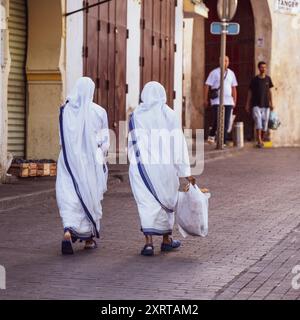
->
[50, 163, 57, 176]
[37, 163, 51, 177]
[28, 163, 37, 177]
[8, 161, 57, 178]
[8, 164, 29, 178]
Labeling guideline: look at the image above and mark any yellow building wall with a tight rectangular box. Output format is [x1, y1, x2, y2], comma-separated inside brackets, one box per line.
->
[26, 0, 65, 159]
[183, 16, 206, 131]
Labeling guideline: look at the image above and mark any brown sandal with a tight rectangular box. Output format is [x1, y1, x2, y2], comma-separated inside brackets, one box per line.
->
[84, 239, 98, 250]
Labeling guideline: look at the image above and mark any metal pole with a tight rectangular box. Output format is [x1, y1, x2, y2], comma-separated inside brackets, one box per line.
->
[65, 0, 113, 17]
[217, 21, 227, 150]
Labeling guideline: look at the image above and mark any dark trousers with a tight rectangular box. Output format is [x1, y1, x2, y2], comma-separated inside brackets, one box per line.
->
[209, 105, 233, 144]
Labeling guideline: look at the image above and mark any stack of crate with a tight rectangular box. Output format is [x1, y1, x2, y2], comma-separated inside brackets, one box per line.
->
[8, 163, 30, 178]
[37, 163, 57, 177]
[8, 160, 57, 178]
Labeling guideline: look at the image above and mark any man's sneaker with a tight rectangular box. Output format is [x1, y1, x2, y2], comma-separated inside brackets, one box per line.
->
[256, 143, 264, 149]
[207, 136, 215, 144]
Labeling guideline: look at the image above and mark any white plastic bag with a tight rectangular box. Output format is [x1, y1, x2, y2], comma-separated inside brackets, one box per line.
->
[176, 184, 210, 238]
[268, 111, 281, 130]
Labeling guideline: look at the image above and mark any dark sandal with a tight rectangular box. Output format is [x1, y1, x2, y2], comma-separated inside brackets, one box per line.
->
[141, 244, 154, 256]
[61, 240, 74, 255]
[161, 239, 181, 252]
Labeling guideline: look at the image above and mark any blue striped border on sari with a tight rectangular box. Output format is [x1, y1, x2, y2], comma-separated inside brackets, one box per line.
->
[59, 105, 100, 239]
[129, 113, 174, 214]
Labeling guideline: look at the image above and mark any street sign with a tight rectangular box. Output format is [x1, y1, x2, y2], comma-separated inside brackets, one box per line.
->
[210, 22, 240, 35]
[217, 0, 238, 21]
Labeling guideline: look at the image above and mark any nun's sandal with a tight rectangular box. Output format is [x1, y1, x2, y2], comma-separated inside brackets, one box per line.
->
[141, 244, 154, 256]
[161, 239, 181, 252]
[84, 239, 98, 250]
[61, 231, 74, 255]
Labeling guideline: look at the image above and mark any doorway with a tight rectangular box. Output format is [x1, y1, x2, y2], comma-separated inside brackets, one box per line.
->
[205, 0, 255, 141]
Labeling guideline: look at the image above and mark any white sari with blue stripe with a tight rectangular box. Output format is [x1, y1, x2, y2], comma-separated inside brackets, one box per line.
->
[56, 78, 109, 240]
[128, 82, 191, 236]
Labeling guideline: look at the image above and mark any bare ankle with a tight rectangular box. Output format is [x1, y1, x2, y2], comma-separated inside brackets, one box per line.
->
[145, 235, 153, 245]
[64, 231, 71, 241]
[163, 235, 171, 244]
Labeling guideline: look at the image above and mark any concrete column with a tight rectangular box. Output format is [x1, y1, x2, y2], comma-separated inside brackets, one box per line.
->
[26, 0, 66, 160]
[183, 15, 205, 131]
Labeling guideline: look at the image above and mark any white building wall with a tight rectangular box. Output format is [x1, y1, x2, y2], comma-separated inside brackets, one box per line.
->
[174, 0, 184, 122]
[66, 0, 83, 95]
[126, 0, 141, 115]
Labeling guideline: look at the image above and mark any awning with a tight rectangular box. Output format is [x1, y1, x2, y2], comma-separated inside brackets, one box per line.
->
[184, 0, 209, 18]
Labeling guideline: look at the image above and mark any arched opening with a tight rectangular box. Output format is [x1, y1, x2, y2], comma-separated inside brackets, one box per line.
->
[204, 0, 272, 142]
[205, 0, 255, 141]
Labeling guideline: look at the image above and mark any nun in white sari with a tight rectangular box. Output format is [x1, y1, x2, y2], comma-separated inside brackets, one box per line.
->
[128, 81, 195, 256]
[56, 77, 110, 255]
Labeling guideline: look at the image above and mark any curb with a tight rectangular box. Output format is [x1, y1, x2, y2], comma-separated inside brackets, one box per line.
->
[0, 176, 123, 213]
[204, 146, 246, 162]
[0, 189, 56, 213]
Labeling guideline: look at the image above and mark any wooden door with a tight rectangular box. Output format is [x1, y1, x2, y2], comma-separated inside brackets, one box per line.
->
[83, 0, 127, 132]
[140, 0, 176, 107]
[205, 0, 255, 140]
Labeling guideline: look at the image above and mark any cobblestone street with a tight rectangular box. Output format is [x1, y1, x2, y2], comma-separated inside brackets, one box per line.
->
[0, 148, 300, 300]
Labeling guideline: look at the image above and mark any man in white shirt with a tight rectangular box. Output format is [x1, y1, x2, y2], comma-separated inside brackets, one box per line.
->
[204, 56, 238, 146]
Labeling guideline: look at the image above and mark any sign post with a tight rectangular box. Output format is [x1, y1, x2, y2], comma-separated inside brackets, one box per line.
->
[215, 0, 238, 150]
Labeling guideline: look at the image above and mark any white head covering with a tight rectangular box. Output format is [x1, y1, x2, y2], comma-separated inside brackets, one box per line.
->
[139, 81, 167, 111]
[61, 77, 107, 225]
[134, 81, 171, 131]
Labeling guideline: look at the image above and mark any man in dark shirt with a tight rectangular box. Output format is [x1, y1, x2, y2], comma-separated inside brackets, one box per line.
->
[246, 61, 274, 148]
